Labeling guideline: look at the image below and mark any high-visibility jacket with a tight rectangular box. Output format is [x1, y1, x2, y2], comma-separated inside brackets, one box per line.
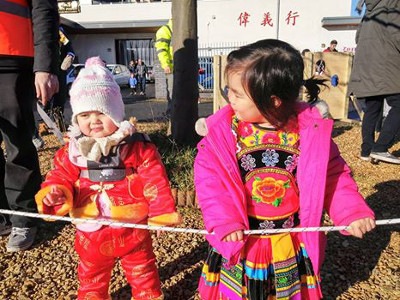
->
[0, 0, 34, 57]
[155, 19, 173, 71]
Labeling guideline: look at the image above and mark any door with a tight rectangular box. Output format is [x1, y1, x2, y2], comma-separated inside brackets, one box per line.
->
[115, 39, 155, 69]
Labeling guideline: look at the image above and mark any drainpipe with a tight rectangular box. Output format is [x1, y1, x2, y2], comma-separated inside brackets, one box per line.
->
[276, 0, 280, 39]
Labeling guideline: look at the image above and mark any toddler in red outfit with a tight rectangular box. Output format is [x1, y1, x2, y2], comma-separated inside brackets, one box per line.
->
[35, 56, 180, 300]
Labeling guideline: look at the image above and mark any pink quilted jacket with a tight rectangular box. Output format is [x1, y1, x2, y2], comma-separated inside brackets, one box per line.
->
[194, 104, 374, 275]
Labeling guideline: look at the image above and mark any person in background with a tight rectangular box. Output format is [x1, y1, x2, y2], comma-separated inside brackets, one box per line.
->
[194, 39, 375, 300]
[129, 72, 137, 95]
[323, 39, 338, 52]
[349, 0, 400, 164]
[35, 57, 181, 299]
[155, 19, 173, 117]
[128, 59, 136, 74]
[0, 0, 59, 252]
[135, 58, 148, 96]
[54, 26, 75, 113]
[301, 48, 311, 56]
[32, 25, 75, 150]
[314, 59, 326, 76]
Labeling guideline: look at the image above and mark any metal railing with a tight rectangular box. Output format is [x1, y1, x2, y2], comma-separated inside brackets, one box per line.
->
[198, 42, 246, 91]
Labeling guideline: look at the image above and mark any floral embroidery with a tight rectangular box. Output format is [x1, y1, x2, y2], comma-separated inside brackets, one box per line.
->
[89, 183, 115, 193]
[262, 149, 279, 166]
[231, 128, 242, 153]
[261, 132, 281, 144]
[231, 127, 237, 138]
[234, 116, 300, 149]
[143, 183, 158, 201]
[236, 143, 242, 153]
[252, 130, 261, 145]
[259, 220, 275, 229]
[238, 122, 254, 138]
[284, 154, 298, 172]
[252, 177, 290, 206]
[282, 215, 295, 228]
[241, 154, 256, 171]
[233, 116, 300, 209]
[278, 131, 299, 146]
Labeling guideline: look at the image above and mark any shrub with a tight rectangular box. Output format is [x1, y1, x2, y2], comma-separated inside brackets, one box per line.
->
[138, 122, 197, 191]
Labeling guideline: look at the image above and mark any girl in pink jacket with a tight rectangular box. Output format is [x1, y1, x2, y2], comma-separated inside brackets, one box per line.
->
[194, 39, 375, 300]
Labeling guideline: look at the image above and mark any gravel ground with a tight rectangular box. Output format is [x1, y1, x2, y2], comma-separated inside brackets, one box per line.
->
[0, 122, 399, 300]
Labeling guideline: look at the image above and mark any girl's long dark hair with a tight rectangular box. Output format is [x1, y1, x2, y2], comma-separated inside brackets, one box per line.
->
[304, 77, 328, 103]
[225, 39, 304, 130]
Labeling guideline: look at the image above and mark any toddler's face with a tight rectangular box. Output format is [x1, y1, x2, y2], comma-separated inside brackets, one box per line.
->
[76, 111, 118, 138]
[227, 72, 268, 124]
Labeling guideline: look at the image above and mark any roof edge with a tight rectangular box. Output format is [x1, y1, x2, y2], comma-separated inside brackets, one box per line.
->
[60, 17, 168, 30]
[322, 16, 362, 27]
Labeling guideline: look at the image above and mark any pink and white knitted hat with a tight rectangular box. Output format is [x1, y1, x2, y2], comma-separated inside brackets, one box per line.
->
[69, 56, 125, 127]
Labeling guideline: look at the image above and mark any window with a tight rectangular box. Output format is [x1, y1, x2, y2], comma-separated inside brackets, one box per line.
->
[114, 66, 122, 74]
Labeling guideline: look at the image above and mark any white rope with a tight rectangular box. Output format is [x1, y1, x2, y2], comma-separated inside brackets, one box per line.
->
[0, 209, 398, 235]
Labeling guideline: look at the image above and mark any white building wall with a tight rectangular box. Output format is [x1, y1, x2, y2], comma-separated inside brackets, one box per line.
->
[65, 1, 171, 23]
[64, 0, 359, 63]
[278, 0, 355, 52]
[71, 33, 155, 64]
[65, 2, 171, 63]
[197, 0, 355, 52]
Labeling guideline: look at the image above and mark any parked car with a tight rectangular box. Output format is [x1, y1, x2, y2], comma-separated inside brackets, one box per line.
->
[66, 63, 85, 91]
[106, 64, 131, 87]
[66, 63, 131, 90]
[146, 65, 155, 83]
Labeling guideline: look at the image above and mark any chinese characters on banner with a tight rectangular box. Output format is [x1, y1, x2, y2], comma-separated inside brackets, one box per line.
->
[238, 11, 300, 27]
[238, 12, 251, 27]
[261, 12, 274, 27]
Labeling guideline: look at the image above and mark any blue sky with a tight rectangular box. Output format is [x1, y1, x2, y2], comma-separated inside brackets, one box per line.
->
[351, 0, 366, 16]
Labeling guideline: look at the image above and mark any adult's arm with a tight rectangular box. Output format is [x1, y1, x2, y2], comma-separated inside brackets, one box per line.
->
[31, 0, 59, 104]
[155, 26, 172, 71]
[31, 0, 59, 73]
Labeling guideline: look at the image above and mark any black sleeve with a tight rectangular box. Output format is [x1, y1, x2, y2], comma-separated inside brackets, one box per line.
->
[31, 0, 59, 73]
[60, 39, 75, 60]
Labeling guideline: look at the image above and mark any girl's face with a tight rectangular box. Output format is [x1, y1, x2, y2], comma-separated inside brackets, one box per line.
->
[76, 111, 118, 138]
[227, 72, 269, 124]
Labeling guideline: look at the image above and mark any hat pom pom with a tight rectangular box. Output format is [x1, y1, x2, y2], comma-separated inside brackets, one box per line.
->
[85, 56, 106, 68]
[195, 118, 208, 136]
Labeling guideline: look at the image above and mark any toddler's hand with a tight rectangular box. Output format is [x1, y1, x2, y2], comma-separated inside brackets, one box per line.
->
[222, 230, 244, 242]
[347, 218, 375, 238]
[43, 186, 66, 207]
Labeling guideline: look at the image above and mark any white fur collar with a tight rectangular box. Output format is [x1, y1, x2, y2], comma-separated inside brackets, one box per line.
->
[68, 121, 135, 162]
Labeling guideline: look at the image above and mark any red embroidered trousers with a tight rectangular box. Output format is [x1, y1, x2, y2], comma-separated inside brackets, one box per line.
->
[74, 226, 163, 300]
